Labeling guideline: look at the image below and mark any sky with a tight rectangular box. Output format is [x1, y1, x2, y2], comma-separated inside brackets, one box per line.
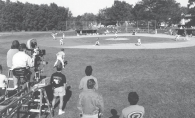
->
[5, 0, 189, 17]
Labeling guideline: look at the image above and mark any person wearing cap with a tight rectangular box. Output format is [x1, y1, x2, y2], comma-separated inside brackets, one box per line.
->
[7, 40, 20, 68]
[54, 48, 66, 68]
[119, 92, 145, 118]
[77, 79, 104, 118]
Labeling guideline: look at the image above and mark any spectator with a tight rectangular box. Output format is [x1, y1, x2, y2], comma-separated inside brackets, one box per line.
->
[7, 40, 19, 68]
[12, 43, 35, 86]
[50, 62, 66, 115]
[79, 66, 98, 91]
[54, 48, 66, 68]
[12, 43, 35, 69]
[77, 79, 104, 118]
[0, 65, 8, 99]
[119, 92, 144, 118]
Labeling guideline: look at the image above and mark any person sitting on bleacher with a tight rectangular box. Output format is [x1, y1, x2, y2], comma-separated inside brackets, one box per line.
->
[50, 62, 66, 115]
[12, 43, 35, 88]
[7, 40, 20, 68]
[7, 40, 20, 88]
[0, 65, 8, 100]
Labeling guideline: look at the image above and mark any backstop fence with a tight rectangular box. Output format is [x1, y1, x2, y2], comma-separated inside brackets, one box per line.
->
[65, 20, 157, 33]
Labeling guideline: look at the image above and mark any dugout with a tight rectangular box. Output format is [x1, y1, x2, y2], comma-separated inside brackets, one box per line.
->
[76, 30, 97, 35]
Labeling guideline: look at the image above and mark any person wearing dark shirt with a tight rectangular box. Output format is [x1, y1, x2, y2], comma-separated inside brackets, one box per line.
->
[50, 63, 66, 115]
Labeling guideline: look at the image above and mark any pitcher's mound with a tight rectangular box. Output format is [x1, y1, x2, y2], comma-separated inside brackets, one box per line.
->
[105, 38, 129, 40]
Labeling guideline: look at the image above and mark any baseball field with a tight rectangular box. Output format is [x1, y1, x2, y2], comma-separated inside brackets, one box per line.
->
[0, 31, 195, 118]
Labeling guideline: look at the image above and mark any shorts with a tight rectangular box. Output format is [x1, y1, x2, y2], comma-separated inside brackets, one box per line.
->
[53, 86, 66, 97]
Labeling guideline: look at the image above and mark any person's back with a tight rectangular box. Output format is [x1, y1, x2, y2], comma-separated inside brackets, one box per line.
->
[50, 63, 66, 115]
[120, 92, 144, 118]
[79, 66, 98, 91]
[79, 89, 103, 114]
[78, 79, 104, 118]
[7, 40, 19, 68]
[56, 50, 65, 59]
[12, 43, 34, 69]
[54, 48, 66, 68]
[121, 105, 144, 118]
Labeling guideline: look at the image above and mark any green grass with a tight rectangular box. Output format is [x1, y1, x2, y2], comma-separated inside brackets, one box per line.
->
[0, 32, 195, 118]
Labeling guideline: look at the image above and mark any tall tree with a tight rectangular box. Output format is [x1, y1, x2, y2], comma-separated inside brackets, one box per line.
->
[187, 0, 195, 26]
[132, 0, 184, 27]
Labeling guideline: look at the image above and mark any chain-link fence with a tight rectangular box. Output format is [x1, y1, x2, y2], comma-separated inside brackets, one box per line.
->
[65, 20, 157, 33]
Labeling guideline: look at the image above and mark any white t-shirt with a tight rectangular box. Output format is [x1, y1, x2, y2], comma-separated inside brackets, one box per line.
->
[120, 105, 145, 118]
[0, 74, 7, 88]
[12, 51, 34, 69]
[79, 75, 98, 90]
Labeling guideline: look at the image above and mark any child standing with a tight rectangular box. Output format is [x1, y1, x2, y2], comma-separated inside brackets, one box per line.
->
[50, 63, 66, 115]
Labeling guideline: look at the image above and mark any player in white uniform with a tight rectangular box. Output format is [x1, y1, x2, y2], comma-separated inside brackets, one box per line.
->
[95, 38, 100, 46]
[51, 33, 57, 40]
[54, 49, 65, 68]
[115, 30, 118, 39]
[62, 33, 65, 39]
[60, 38, 64, 45]
[135, 38, 141, 46]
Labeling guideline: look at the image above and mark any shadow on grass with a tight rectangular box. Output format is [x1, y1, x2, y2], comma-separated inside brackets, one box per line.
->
[63, 86, 72, 110]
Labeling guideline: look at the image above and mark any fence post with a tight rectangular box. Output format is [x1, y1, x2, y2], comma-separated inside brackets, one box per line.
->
[148, 21, 149, 33]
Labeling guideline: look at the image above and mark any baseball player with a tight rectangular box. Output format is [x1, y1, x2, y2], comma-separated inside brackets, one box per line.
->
[95, 38, 100, 46]
[62, 33, 65, 39]
[60, 38, 64, 45]
[135, 38, 141, 46]
[54, 48, 66, 68]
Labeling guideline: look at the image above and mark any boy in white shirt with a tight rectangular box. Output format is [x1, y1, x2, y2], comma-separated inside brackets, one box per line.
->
[54, 48, 66, 68]
[0, 65, 8, 100]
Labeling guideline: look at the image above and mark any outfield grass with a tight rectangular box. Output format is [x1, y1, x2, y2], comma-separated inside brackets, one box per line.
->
[0, 32, 195, 118]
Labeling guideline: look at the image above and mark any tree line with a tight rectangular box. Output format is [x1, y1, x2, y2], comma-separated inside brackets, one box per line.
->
[0, 0, 72, 31]
[0, 0, 194, 31]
